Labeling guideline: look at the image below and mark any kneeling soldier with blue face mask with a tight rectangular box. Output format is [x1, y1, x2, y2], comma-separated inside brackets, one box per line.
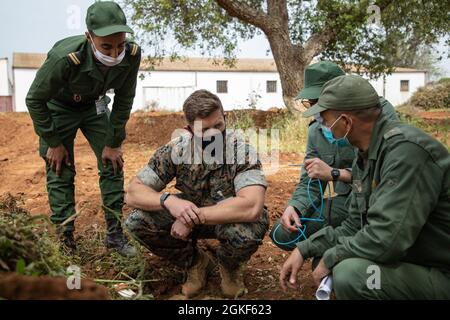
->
[280, 75, 450, 299]
[270, 62, 398, 256]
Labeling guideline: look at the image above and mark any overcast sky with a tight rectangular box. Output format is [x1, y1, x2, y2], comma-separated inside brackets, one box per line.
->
[0, 0, 448, 76]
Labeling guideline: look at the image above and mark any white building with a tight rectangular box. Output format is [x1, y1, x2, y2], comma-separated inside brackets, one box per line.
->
[0, 58, 13, 111]
[10, 53, 427, 112]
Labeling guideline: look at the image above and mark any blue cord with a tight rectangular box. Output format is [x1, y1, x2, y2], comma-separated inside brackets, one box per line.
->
[272, 177, 330, 248]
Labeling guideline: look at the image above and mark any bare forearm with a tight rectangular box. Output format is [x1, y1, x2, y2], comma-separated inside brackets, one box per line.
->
[125, 180, 163, 212]
[201, 196, 263, 225]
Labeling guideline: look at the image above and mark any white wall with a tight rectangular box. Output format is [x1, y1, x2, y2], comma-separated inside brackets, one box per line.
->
[14, 68, 36, 112]
[196, 71, 283, 111]
[0, 59, 11, 96]
[383, 72, 426, 106]
[135, 71, 197, 111]
[13, 67, 427, 113]
[133, 70, 284, 111]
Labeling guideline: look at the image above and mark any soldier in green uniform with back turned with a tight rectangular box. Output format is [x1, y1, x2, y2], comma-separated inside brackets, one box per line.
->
[26, 2, 141, 256]
[280, 75, 450, 299]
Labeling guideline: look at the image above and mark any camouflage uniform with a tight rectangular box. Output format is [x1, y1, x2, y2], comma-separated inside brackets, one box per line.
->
[126, 130, 269, 270]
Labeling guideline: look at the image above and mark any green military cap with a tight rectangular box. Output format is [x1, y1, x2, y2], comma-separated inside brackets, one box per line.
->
[296, 61, 345, 100]
[303, 74, 380, 118]
[86, 1, 133, 37]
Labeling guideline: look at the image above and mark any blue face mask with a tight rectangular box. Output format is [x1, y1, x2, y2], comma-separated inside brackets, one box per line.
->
[321, 115, 352, 147]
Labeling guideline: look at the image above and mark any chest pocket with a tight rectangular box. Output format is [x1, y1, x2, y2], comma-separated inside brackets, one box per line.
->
[174, 165, 204, 201]
[352, 179, 369, 227]
[208, 168, 236, 205]
[69, 84, 98, 102]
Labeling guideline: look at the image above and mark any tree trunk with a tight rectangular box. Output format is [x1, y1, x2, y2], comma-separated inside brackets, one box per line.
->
[215, 0, 314, 113]
[266, 32, 307, 113]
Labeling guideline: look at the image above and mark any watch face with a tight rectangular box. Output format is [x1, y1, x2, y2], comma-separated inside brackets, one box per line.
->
[332, 169, 340, 180]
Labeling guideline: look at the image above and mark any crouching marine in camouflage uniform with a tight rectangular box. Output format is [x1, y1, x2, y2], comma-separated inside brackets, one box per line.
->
[125, 90, 269, 298]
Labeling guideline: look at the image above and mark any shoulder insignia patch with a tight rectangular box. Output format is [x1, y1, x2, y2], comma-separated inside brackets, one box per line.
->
[130, 44, 139, 56]
[67, 52, 81, 66]
[383, 127, 402, 140]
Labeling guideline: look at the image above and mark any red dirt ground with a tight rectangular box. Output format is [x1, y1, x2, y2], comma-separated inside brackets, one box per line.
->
[0, 273, 110, 300]
[0, 111, 318, 300]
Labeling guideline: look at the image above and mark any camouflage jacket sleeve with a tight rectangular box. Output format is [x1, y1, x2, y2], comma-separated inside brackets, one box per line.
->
[25, 52, 70, 148]
[136, 142, 177, 192]
[287, 124, 327, 216]
[105, 47, 142, 148]
[233, 143, 267, 193]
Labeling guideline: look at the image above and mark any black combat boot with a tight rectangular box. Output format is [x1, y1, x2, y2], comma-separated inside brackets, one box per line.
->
[59, 230, 77, 253]
[105, 218, 137, 257]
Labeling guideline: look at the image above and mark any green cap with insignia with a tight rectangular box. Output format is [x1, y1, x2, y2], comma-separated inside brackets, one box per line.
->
[86, 1, 134, 37]
[296, 61, 345, 100]
[303, 74, 380, 118]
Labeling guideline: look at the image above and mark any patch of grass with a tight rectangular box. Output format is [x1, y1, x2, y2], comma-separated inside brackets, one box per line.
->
[0, 194, 70, 277]
[226, 109, 309, 154]
[226, 110, 256, 131]
[267, 111, 309, 154]
[73, 221, 183, 300]
[398, 111, 450, 150]
[0, 194, 182, 300]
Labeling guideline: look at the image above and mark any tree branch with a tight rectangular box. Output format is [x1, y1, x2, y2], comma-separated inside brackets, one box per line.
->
[215, 0, 270, 32]
[304, 0, 396, 63]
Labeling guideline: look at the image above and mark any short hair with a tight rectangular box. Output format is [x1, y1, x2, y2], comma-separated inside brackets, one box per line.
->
[183, 90, 224, 124]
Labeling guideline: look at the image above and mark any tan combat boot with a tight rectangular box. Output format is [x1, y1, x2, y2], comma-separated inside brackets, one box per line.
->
[219, 263, 248, 299]
[181, 250, 212, 298]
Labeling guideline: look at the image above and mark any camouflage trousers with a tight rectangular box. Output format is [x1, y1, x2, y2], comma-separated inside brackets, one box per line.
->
[125, 203, 269, 270]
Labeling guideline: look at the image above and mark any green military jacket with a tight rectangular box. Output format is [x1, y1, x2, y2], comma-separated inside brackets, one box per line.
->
[26, 35, 141, 148]
[297, 111, 450, 275]
[288, 97, 398, 216]
[136, 130, 267, 207]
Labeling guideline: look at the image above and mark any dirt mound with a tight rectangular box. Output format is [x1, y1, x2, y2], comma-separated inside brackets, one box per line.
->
[125, 111, 186, 147]
[124, 108, 288, 147]
[0, 273, 109, 300]
[0, 113, 35, 149]
[418, 111, 450, 121]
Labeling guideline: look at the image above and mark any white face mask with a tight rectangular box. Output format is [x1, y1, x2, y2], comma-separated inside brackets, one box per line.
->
[89, 36, 125, 67]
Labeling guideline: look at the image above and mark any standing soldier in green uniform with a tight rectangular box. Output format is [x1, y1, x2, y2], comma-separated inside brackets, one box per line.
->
[26, 2, 141, 256]
[270, 61, 398, 252]
[280, 75, 450, 299]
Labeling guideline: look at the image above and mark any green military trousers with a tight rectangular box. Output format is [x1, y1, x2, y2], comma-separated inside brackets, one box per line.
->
[333, 257, 450, 299]
[269, 195, 348, 251]
[39, 102, 124, 232]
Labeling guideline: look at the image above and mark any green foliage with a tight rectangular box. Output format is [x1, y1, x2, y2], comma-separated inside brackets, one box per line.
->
[122, 0, 259, 66]
[0, 194, 69, 277]
[122, 0, 449, 77]
[404, 78, 450, 111]
[266, 111, 309, 154]
[226, 109, 256, 130]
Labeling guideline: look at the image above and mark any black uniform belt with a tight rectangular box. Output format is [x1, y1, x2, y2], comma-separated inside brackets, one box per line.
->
[50, 98, 95, 111]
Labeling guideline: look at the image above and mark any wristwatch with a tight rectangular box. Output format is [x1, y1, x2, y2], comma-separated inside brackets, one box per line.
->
[331, 168, 340, 182]
[160, 192, 171, 210]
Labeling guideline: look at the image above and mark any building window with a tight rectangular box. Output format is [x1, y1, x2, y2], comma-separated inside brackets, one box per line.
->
[216, 80, 228, 93]
[267, 80, 277, 93]
[400, 80, 409, 92]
